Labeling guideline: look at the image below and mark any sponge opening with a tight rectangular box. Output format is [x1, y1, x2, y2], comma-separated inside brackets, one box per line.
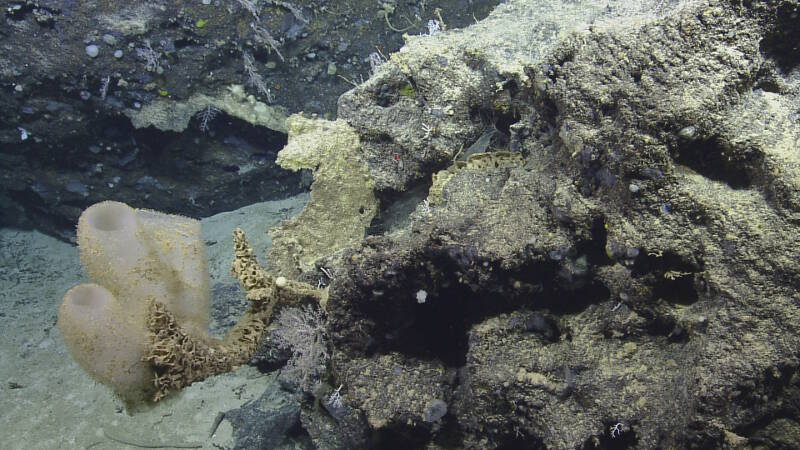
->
[58, 283, 155, 406]
[67, 283, 113, 309]
[84, 201, 136, 232]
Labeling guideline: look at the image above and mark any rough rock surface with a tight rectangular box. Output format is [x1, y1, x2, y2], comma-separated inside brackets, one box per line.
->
[261, 0, 800, 448]
[224, 380, 308, 449]
[0, 0, 498, 240]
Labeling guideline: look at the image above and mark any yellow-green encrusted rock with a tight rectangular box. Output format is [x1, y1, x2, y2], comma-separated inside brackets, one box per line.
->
[124, 84, 287, 133]
[268, 115, 378, 277]
[427, 151, 522, 205]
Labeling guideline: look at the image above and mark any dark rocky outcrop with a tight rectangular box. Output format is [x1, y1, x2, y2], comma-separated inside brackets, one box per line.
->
[267, 0, 800, 448]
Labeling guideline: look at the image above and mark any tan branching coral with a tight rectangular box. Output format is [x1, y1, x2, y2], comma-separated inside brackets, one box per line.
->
[144, 228, 327, 401]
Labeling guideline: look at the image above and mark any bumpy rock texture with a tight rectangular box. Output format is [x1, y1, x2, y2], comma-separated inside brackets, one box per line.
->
[0, 0, 499, 240]
[263, 0, 800, 448]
